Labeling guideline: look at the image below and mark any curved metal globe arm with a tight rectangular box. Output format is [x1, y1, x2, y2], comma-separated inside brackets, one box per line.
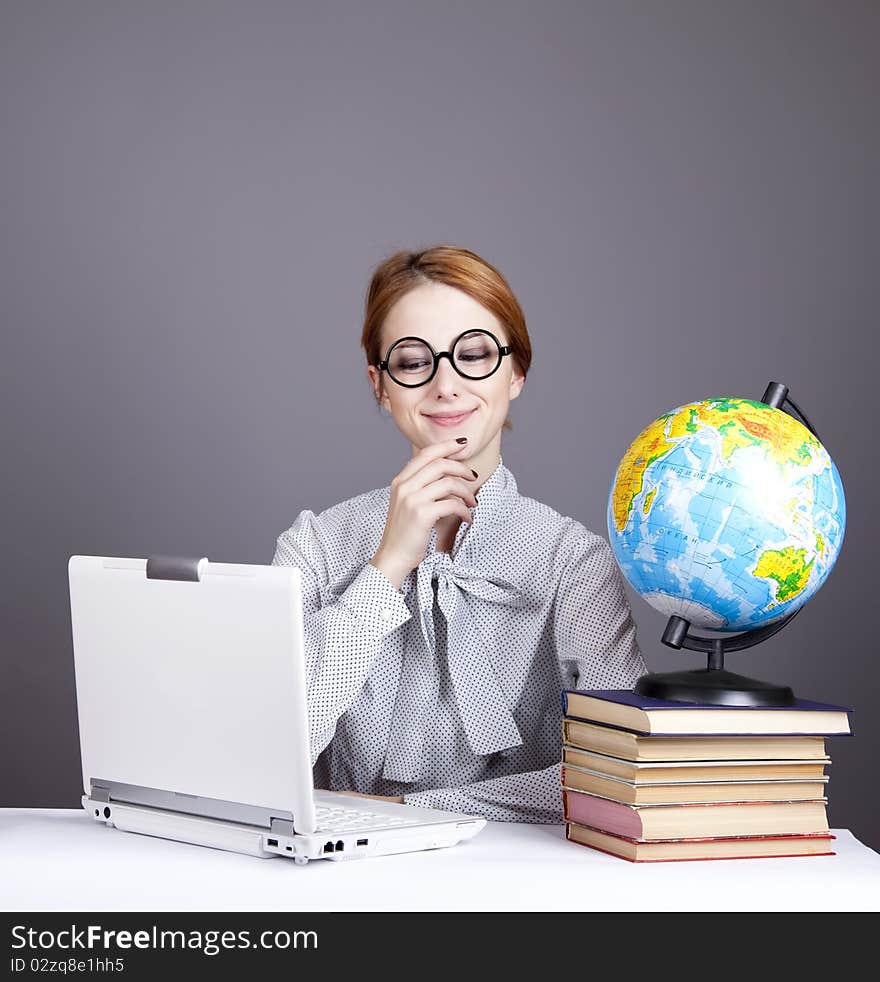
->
[662, 608, 802, 662]
[655, 381, 816, 668]
[761, 381, 819, 439]
[640, 381, 820, 704]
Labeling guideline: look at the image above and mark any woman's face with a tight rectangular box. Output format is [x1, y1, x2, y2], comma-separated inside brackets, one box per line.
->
[367, 281, 524, 458]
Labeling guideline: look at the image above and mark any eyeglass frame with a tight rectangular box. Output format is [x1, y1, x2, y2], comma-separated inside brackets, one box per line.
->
[377, 329, 513, 388]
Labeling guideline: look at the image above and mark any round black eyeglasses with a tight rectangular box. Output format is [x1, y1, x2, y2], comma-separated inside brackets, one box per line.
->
[377, 329, 512, 388]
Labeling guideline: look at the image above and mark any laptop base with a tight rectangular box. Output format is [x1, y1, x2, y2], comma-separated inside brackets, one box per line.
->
[82, 795, 484, 864]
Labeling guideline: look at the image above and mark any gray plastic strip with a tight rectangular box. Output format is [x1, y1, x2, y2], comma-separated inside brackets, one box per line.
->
[145, 555, 206, 582]
[270, 818, 295, 837]
[88, 778, 295, 830]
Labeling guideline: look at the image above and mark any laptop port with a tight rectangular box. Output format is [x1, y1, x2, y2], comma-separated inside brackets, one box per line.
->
[335, 840, 344, 852]
[323, 841, 334, 853]
[357, 839, 368, 847]
[267, 838, 278, 847]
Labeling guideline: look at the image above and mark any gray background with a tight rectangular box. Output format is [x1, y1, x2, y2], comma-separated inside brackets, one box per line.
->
[2, 1, 877, 849]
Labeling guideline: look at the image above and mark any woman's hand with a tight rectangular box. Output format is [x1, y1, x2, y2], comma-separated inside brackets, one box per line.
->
[334, 790, 406, 805]
[370, 437, 479, 589]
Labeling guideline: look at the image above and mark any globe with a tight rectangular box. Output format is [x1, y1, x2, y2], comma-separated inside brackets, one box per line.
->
[607, 397, 846, 634]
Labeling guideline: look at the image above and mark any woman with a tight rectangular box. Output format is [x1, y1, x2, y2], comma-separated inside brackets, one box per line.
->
[272, 245, 646, 823]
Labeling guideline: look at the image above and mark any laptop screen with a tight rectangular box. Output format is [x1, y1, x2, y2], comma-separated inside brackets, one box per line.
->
[69, 556, 317, 834]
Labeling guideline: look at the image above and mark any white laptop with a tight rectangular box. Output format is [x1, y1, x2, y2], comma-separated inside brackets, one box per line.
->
[68, 554, 486, 864]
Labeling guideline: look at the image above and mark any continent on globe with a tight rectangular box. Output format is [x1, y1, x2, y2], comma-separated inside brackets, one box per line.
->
[753, 545, 814, 605]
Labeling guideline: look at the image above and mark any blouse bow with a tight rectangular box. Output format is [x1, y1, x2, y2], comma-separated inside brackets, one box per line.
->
[381, 549, 538, 783]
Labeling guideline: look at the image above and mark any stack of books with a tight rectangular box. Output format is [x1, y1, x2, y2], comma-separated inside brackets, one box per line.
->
[560, 689, 852, 863]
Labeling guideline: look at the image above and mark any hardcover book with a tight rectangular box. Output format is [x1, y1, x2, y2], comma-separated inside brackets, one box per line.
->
[565, 822, 836, 862]
[561, 745, 830, 782]
[562, 689, 852, 736]
[561, 762, 828, 806]
[563, 788, 830, 840]
[562, 718, 829, 762]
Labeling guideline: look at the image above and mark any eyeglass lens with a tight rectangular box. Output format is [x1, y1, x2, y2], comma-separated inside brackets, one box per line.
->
[387, 331, 500, 385]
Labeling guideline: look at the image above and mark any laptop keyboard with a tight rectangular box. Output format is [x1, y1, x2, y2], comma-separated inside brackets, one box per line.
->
[315, 803, 423, 833]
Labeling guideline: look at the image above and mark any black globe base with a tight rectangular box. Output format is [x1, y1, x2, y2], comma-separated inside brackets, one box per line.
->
[635, 668, 795, 707]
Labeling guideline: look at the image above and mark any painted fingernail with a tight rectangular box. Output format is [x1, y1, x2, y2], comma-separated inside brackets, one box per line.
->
[456, 437, 467, 444]
[471, 469, 478, 478]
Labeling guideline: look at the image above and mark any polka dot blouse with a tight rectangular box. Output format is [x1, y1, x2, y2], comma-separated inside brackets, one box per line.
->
[271, 455, 646, 824]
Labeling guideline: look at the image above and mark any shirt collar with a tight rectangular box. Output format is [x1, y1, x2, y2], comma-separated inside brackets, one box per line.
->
[468, 453, 515, 527]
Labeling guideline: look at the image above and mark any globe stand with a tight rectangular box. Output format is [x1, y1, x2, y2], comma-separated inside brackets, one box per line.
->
[634, 613, 797, 706]
[633, 381, 819, 708]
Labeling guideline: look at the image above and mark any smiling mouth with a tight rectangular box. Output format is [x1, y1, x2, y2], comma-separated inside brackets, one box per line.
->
[424, 409, 475, 425]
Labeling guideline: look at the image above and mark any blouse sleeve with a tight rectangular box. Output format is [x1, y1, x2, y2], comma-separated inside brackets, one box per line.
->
[552, 527, 647, 691]
[272, 510, 412, 766]
[402, 764, 564, 823]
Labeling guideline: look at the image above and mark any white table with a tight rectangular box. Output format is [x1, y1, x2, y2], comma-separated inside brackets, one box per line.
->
[3, 809, 879, 912]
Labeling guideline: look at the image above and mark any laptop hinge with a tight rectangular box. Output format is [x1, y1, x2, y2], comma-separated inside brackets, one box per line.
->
[145, 555, 207, 582]
[87, 778, 295, 831]
[270, 818, 295, 837]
